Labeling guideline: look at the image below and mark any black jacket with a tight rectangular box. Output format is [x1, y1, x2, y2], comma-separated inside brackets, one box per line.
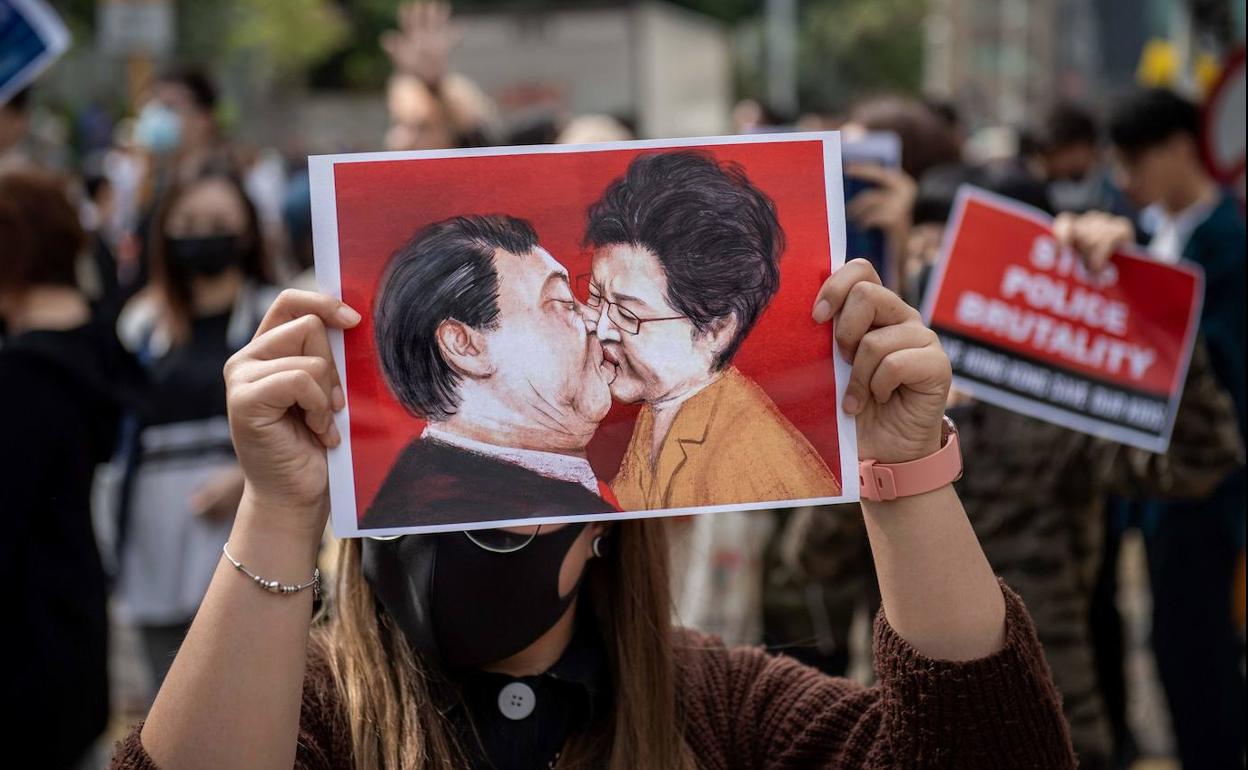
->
[0, 320, 141, 768]
[362, 436, 614, 530]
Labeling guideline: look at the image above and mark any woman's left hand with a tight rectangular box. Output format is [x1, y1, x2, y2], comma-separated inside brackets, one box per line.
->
[812, 258, 951, 464]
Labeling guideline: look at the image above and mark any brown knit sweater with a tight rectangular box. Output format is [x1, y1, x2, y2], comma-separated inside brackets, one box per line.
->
[112, 583, 1075, 769]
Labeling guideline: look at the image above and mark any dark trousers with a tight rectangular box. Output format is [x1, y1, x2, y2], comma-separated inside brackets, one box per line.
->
[1145, 492, 1246, 770]
[1090, 507, 1135, 770]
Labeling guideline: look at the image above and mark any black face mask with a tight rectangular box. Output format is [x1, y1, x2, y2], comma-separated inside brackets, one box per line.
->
[166, 234, 240, 277]
[362, 523, 589, 669]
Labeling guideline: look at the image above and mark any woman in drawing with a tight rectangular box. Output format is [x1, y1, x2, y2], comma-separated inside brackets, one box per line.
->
[580, 150, 840, 510]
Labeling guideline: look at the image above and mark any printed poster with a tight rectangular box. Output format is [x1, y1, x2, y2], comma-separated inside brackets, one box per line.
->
[311, 132, 859, 536]
[922, 186, 1204, 453]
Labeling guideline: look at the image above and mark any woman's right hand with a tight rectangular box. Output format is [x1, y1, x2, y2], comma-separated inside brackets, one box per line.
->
[224, 289, 361, 536]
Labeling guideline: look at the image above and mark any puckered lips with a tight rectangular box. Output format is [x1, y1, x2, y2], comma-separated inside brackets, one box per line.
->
[599, 344, 621, 384]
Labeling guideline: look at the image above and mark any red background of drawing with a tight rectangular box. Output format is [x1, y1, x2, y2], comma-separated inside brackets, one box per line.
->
[926, 195, 1200, 397]
[332, 139, 841, 516]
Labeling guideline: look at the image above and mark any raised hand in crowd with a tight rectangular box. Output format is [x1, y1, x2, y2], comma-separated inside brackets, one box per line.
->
[381, 1, 462, 87]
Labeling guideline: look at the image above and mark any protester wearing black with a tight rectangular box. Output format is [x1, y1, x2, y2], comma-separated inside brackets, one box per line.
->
[0, 172, 141, 768]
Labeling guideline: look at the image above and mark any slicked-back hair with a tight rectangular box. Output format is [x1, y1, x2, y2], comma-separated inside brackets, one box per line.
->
[1109, 88, 1201, 160]
[374, 215, 539, 420]
[583, 151, 784, 370]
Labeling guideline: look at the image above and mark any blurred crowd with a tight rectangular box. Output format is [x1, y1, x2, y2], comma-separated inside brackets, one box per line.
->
[2, 4, 1244, 770]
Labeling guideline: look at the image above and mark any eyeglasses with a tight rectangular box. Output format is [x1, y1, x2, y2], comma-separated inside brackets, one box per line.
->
[367, 526, 543, 553]
[575, 274, 686, 335]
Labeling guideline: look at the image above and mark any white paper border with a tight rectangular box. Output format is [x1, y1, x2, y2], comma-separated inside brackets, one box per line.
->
[311, 131, 857, 537]
[920, 185, 1206, 454]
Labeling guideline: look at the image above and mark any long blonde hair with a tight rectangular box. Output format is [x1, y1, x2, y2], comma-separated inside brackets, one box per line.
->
[311, 519, 697, 769]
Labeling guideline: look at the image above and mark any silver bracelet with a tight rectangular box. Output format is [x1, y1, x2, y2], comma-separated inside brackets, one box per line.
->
[222, 542, 321, 599]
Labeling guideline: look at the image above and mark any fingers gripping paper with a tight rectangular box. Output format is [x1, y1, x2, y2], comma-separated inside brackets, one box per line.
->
[922, 187, 1203, 453]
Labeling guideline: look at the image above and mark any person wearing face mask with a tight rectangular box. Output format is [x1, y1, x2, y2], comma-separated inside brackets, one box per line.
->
[110, 165, 280, 696]
[1054, 88, 1247, 770]
[362, 215, 619, 530]
[112, 267, 1078, 770]
[125, 68, 229, 307]
[132, 68, 222, 185]
[1034, 102, 1133, 217]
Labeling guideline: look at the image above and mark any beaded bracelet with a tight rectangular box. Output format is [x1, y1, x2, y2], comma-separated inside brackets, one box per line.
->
[222, 542, 321, 599]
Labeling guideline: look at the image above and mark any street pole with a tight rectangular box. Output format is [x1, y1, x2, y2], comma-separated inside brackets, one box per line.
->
[765, 0, 798, 118]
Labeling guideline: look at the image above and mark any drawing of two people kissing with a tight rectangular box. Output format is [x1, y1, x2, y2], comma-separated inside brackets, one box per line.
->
[362, 149, 841, 529]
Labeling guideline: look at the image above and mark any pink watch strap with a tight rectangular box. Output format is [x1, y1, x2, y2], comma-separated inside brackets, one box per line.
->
[858, 428, 962, 502]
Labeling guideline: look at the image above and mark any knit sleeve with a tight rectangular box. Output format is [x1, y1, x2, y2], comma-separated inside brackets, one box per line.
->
[863, 580, 1076, 768]
[678, 581, 1075, 770]
[109, 650, 351, 769]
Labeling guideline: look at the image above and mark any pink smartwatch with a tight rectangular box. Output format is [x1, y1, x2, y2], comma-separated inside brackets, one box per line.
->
[858, 415, 962, 502]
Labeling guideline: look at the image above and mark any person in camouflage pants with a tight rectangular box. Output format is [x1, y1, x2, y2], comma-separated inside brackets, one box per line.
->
[768, 339, 1243, 770]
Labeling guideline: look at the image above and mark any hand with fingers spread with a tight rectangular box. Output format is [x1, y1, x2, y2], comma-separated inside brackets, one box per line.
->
[812, 258, 950, 464]
[224, 289, 361, 534]
[1052, 210, 1135, 274]
[380, 1, 462, 86]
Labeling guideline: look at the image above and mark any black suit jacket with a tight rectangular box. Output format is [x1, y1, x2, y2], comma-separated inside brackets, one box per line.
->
[361, 436, 614, 529]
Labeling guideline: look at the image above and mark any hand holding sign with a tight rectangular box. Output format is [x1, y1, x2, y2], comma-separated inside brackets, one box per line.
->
[923, 188, 1203, 452]
[224, 289, 360, 537]
[814, 258, 950, 465]
[1052, 210, 1136, 275]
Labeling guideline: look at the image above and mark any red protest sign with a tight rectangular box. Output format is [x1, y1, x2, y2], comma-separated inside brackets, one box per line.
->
[922, 187, 1204, 452]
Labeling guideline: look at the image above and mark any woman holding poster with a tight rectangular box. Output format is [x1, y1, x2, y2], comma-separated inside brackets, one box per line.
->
[112, 263, 1077, 770]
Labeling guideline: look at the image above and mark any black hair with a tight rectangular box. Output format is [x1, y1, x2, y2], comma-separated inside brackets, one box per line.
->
[157, 67, 218, 113]
[849, 95, 962, 179]
[1043, 102, 1099, 150]
[914, 162, 1053, 226]
[583, 150, 783, 370]
[375, 215, 539, 421]
[1109, 88, 1201, 159]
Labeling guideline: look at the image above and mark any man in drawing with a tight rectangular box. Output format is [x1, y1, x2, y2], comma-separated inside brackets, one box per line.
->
[362, 214, 619, 528]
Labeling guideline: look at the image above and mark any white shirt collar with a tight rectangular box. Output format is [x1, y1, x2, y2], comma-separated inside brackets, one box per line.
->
[422, 426, 600, 494]
[1146, 194, 1218, 264]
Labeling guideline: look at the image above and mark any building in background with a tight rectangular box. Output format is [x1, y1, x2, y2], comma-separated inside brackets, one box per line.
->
[450, 1, 732, 139]
[924, 0, 1246, 128]
[36, 0, 731, 152]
